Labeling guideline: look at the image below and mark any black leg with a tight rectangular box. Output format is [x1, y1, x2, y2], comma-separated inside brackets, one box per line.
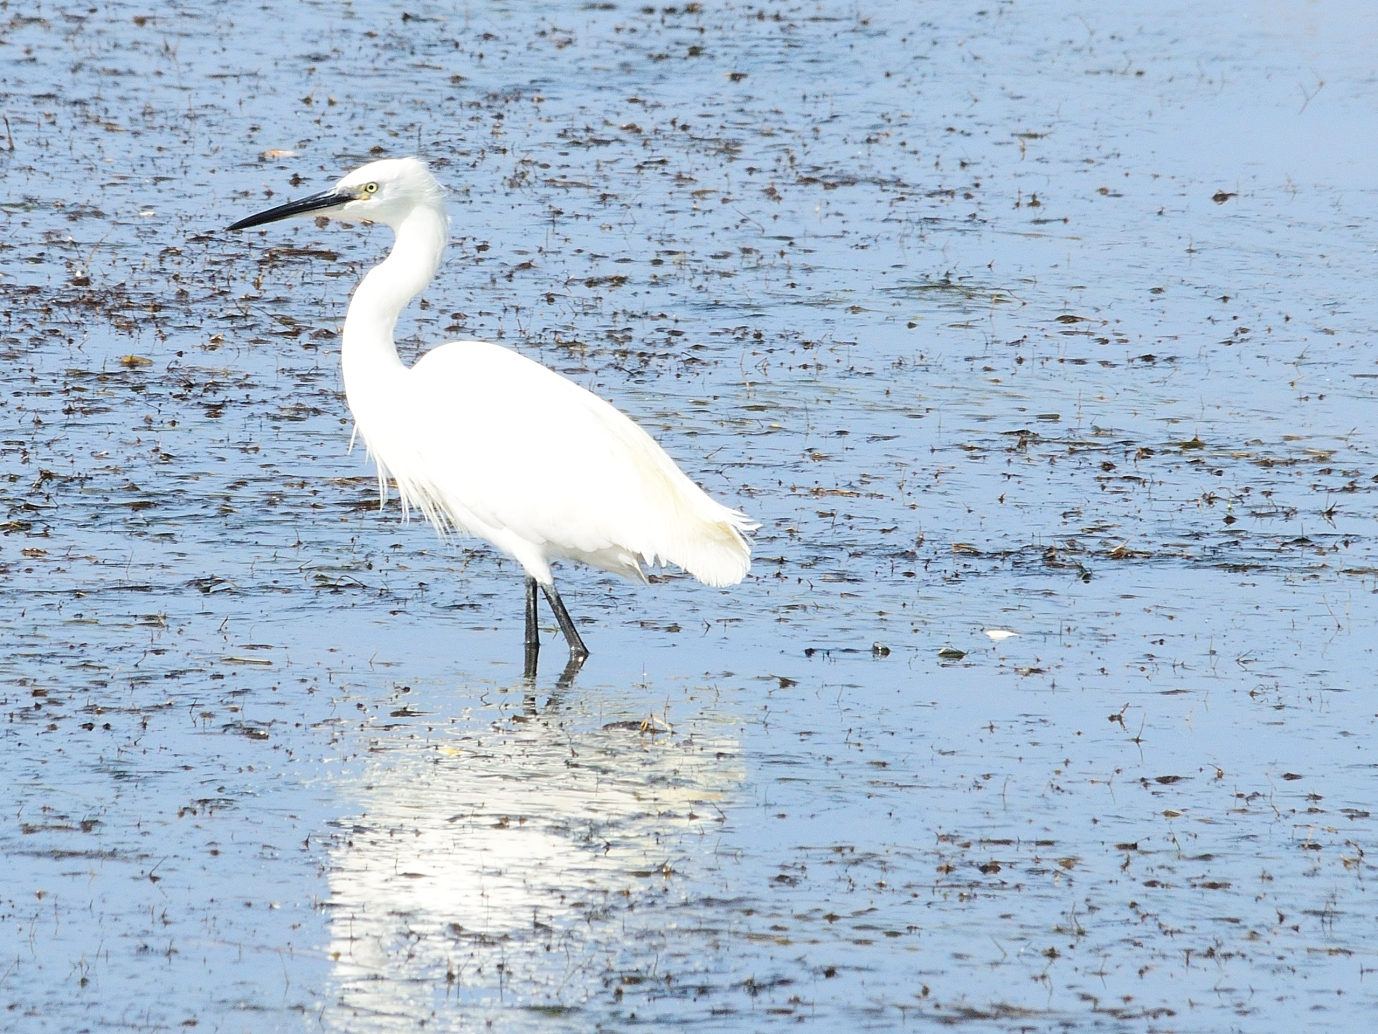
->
[523, 576, 540, 681]
[540, 580, 589, 661]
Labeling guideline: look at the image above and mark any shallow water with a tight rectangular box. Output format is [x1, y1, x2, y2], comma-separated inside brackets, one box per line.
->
[3, 0, 1378, 1030]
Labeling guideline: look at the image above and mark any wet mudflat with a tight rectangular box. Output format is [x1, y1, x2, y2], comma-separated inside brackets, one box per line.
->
[3, 0, 1378, 1030]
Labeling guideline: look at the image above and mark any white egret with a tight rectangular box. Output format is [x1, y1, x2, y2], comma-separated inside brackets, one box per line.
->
[228, 157, 757, 679]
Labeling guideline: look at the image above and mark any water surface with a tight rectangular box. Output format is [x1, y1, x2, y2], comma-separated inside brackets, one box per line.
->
[2, 1, 1378, 1030]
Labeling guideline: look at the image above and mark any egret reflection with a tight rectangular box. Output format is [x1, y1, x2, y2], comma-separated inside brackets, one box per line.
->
[320, 684, 744, 1025]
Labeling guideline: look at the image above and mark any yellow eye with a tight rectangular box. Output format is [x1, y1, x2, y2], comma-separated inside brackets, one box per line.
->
[363, 182, 379, 194]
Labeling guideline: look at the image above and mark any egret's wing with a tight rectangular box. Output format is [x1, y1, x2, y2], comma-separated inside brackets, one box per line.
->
[403, 341, 754, 585]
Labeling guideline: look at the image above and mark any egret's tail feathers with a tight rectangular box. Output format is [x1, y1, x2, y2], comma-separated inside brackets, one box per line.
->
[659, 506, 758, 588]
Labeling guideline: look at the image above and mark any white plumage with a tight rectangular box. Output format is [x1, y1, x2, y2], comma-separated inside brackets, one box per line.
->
[229, 156, 757, 674]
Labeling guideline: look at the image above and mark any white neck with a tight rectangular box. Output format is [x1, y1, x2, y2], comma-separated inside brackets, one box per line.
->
[341, 203, 449, 394]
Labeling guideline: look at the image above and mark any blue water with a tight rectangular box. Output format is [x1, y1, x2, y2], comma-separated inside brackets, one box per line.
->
[2, 1, 1378, 1030]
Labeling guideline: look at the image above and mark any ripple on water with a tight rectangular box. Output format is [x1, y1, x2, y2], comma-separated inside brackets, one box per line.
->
[2, 0, 1378, 1030]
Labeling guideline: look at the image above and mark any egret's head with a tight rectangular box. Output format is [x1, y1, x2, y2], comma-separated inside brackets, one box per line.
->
[227, 156, 445, 232]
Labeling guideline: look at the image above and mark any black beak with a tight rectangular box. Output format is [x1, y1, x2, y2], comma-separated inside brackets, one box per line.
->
[226, 188, 353, 231]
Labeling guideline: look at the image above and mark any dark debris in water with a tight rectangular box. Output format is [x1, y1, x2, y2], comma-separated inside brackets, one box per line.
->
[1, 1, 1377, 1032]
